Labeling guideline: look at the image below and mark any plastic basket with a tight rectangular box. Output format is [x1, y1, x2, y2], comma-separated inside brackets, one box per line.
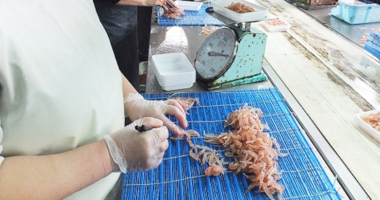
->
[331, 2, 380, 24]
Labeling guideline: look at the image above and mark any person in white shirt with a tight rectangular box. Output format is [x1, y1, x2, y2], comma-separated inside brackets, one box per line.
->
[0, 0, 187, 199]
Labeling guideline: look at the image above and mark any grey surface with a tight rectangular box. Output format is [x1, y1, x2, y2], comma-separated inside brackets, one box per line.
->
[296, 3, 380, 48]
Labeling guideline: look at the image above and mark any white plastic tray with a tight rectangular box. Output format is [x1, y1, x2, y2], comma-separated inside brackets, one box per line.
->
[153, 66, 194, 91]
[356, 109, 380, 143]
[152, 53, 195, 77]
[175, 1, 203, 11]
[161, 82, 194, 91]
[151, 53, 195, 91]
[261, 18, 291, 32]
[212, 0, 268, 23]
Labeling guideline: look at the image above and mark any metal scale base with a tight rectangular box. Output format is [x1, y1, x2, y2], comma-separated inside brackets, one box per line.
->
[198, 73, 267, 90]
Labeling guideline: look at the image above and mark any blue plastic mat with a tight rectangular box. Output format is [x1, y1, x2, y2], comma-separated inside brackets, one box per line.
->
[157, 4, 225, 26]
[121, 88, 340, 200]
[365, 31, 380, 59]
[365, 44, 380, 59]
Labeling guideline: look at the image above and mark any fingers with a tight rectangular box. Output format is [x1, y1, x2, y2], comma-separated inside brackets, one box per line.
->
[159, 139, 169, 152]
[167, 99, 186, 116]
[162, 5, 170, 14]
[163, 104, 188, 128]
[161, 116, 185, 136]
[146, 137, 167, 170]
[153, 126, 169, 142]
[156, 0, 165, 7]
[140, 117, 164, 128]
[166, 0, 178, 8]
[148, 155, 164, 170]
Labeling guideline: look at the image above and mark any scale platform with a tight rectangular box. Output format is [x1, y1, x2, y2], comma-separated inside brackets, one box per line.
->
[121, 88, 341, 200]
[198, 73, 267, 90]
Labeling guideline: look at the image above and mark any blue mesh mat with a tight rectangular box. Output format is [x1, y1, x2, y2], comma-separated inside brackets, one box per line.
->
[121, 88, 341, 200]
[364, 31, 380, 59]
[157, 4, 225, 26]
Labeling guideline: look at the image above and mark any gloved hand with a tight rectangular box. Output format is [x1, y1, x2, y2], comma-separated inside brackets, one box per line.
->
[104, 117, 169, 173]
[124, 93, 188, 136]
[138, 0, 176, 8]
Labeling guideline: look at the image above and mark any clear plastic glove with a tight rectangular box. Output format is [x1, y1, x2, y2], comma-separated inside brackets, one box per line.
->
[104, 117, 169, 173]
[148, 0, 176, 8]
[124, 93, 188, 136]
[124, 0, 176, 8]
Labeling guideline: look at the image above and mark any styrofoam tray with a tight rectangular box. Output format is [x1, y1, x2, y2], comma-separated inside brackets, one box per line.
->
[175, 1, 203, 11]
[261, 18, 291, 32]
[212, 0, 268, 23]
[356, 109, 380, 143]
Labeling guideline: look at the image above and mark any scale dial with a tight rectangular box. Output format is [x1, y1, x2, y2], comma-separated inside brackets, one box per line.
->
[194, 27, 237, 81]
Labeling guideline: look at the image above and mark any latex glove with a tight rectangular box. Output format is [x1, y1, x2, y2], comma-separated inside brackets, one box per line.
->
[157, 0, 177, 8]
[136, 0, 177, 8]
[104, 117, 169, 173]
[124, 93, 187, 136]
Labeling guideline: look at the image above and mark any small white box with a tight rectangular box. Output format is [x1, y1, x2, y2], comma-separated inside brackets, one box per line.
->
[160, 82, 194, 91]
[261, 18, 291, 32]
[212, 0, 268, 23]
[356, 109, 380, 143]
[151, 53, 195, 91]
[175, 1, 203, 11]
[152, 53, 194, 77]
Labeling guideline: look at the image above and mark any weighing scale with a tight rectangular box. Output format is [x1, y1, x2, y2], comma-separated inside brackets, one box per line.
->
[194, 22, 268, 90]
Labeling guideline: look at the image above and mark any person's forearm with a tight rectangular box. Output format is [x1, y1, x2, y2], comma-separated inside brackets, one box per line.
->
[121, 72, 139, 116]
[116, 0, 150, 6]
[0, 140, 112, 200]
[121, 72, 138, 97]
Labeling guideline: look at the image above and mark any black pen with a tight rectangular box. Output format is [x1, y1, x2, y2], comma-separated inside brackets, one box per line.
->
[135, 125, 153, 132]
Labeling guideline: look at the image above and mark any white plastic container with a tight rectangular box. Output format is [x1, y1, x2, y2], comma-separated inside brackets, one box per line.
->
[160, 82, 194, 91]
[175, 1, 203, 11]
[261, 18, 291, 32]
[151, 53, 195, 91]
[212, 0, 268, 23]
[356, 109, 380, 143]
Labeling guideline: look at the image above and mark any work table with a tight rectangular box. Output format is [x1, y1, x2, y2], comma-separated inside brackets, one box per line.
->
[141, 0, 380, 199]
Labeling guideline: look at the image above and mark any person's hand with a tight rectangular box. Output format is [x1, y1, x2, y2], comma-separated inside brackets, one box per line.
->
[144, 0, 176, 8]
[124, 93, 187, 136]
[104, 117, 169, 173]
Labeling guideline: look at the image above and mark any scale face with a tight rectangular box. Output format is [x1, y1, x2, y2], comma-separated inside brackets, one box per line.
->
[194, 27, 238, 81]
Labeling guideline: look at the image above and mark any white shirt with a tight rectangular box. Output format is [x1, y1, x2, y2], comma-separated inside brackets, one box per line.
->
[0, 0, 125, 199]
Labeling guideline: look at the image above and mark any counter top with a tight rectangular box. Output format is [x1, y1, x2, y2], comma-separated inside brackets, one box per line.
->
[144, 0, 380, 198]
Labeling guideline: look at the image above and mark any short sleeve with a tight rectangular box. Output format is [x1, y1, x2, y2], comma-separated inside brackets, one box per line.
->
[0, 119, 4, 166]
